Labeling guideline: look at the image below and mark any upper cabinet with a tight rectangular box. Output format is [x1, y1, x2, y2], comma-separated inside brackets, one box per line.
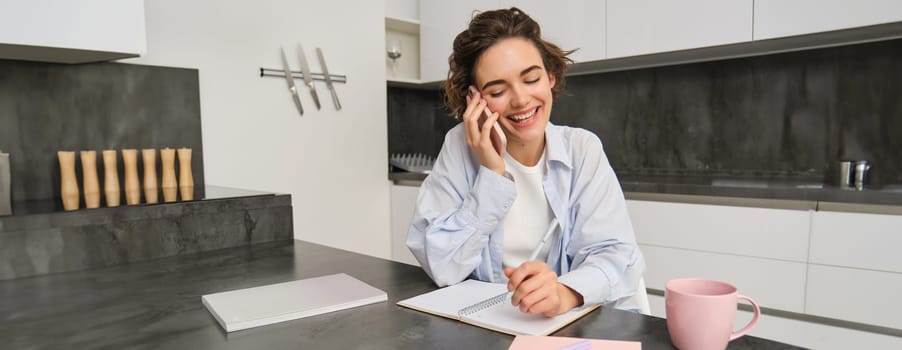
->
[419, 0, 495, 83]
[498, 0, 606, 63]
[386, 0, 419, 23]
[419, 0, 606, 82]
[0, 0, 146, 64]
[411, 1, 902, 84]
[754, 0, 902, 40]
[606, 0, 753, 58]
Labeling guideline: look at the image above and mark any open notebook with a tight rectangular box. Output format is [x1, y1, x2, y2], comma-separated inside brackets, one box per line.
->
[397, 279, 600, 336]
[202, 273, 387, 332]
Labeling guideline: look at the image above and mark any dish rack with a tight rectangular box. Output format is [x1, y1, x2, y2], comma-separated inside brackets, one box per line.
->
[390, 153, 435, 174]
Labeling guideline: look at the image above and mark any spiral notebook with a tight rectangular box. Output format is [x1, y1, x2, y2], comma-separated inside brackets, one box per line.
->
[397, 279, 600, 336]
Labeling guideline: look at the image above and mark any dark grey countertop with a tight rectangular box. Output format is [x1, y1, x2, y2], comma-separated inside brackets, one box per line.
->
[390, 171, 902, 211]
[0, 240, 804, 350]
[617, 174, 902, 206]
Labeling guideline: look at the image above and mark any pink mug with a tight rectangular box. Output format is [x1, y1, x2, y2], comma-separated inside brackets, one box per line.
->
[665, 278, 760, 350]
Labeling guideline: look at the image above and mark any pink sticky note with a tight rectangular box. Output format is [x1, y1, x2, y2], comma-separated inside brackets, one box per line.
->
[508, 335, 641, 350]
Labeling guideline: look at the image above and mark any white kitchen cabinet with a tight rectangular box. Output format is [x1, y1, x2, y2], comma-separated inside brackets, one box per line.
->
[806, 264, 902, 330]
[627, 200, 811, 262]
[385, 0, 419, 23]
[498, 0, 606, 63]
[0, 0, 146, 63]
[634, 198, 902, 347]
[754, 0, 902, 40]
[629, 196, 902, 330]
[419, 0, 494, 83]
[640, 245, 807, 312]
[390, 184, 421, 265]
[419, 0, 606, 82]
[626, 198, 812, 312]
[809, 210, 902, 273]
[805, 210, 902, 329]
[606, 0, 752, 58]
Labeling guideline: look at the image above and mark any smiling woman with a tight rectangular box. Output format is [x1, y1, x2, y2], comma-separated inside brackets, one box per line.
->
[407, 7, 649, 317]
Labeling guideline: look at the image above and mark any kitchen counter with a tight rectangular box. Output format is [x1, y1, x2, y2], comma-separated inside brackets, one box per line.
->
[0, 185, 293, 280]
[0, 239, 803, 350]
[389, 171, 902, 213]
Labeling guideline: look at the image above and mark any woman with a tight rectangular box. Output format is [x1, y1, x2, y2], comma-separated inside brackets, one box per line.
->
[407, 7, 646, 317]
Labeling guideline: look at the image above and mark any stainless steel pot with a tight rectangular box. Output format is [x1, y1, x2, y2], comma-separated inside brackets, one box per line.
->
[839, 161, 855, 188]
[855, 161, 871, 190]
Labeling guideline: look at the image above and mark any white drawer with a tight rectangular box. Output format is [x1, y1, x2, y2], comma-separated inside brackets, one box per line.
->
[806, 264, 902, 330]
[390, 185, 420, 266]
[628, 200, 811, 262]
[810, 211, 902, 272]
[641, 244, 806, 312]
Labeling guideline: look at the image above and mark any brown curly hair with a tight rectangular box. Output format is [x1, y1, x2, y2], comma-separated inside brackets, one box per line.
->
[443, 7, 574, 119]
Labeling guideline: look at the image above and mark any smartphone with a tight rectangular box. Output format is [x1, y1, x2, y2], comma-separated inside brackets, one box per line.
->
[468, 86, 507, 156]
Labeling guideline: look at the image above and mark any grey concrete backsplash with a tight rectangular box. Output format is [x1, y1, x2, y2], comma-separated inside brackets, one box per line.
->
[387, 87, 458, 159]
[388, 38, 902, 186]
[0, 59, 205, 203]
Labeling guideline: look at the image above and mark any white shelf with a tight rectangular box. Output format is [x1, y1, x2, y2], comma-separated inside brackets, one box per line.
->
[386, 78, 441, 89]
[386, 77, 422, 85]
[385, 16, 421, 83]
[385, 17, 419, 35]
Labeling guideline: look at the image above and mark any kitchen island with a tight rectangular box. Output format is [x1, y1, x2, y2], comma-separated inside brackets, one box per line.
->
[0, 185, 293, 280]
[0, 239, 803, 349]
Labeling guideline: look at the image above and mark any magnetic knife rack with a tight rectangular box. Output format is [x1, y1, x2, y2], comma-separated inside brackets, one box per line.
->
[259, 68, 347, 84]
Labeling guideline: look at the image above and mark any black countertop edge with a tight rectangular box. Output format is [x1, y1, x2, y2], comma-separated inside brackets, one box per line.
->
[389, 172, 902, 213]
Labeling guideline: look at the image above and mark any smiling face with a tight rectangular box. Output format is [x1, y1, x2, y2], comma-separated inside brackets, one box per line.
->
[473, 37, 555, 151]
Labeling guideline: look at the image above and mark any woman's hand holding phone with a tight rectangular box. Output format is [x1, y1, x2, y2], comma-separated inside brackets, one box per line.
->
[465, 86, 507, 175]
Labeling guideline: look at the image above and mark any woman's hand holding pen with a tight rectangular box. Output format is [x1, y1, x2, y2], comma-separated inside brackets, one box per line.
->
[464, 88, 505, 175]
[504, 263, 584, 317]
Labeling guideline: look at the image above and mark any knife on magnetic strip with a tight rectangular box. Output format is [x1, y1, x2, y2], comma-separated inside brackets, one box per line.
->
[315, 47, 342, 110]
[296, 43, 321, 110]
[279, 47, 303, 116]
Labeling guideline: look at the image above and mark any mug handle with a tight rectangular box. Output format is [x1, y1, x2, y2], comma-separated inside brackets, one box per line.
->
[729, 294, 761, 341]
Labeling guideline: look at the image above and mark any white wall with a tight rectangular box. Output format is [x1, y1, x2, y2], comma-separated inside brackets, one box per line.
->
[127, 0, 391, 259]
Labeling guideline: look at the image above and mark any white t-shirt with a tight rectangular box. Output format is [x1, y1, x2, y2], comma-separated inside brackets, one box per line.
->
[501, 150, 554, 268]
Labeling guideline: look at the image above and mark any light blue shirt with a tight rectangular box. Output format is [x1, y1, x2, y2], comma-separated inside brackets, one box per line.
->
[407, 122, 646, 306]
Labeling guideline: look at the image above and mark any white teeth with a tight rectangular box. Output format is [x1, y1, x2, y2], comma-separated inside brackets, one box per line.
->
[510, 108, 536, 122]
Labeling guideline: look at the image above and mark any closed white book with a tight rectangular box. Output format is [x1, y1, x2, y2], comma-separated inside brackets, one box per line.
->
[202, 273, 387, 332]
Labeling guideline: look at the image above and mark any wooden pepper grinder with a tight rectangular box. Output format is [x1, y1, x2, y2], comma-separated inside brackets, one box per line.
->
[177, 147, 194, 201]
[102, 150, 120, 207]
[57, 151, 80, 211]
[80, 150, 100, 209]
[160, 148, 178, 202]
[142, 148, 158, 204]
[122, 149, 141, 205]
